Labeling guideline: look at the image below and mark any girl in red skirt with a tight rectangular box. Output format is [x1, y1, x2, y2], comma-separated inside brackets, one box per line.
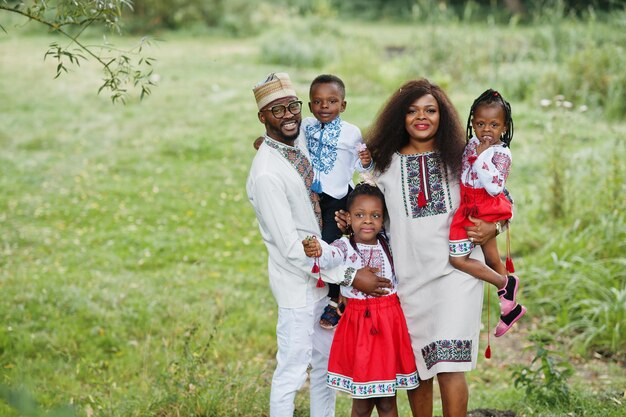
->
[303, 182, 419, 417]
[448, 89, 526, 338]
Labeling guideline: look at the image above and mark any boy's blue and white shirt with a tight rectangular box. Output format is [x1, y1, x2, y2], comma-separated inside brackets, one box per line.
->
[302, 116, 372, 200]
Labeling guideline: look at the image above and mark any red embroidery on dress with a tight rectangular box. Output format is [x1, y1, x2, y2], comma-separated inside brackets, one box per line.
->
[492, 151, 511, 182]
[332, 239, 350, 262]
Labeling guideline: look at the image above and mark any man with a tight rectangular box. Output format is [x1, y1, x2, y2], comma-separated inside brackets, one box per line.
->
[246, 72, 389, 417]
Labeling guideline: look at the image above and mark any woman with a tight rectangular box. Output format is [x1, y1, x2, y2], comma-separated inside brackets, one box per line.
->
[345, 79, 501, 417]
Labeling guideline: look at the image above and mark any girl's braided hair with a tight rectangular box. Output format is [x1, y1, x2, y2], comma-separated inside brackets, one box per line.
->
[346, 182, 386, 215]
[466, 89, 514, 147]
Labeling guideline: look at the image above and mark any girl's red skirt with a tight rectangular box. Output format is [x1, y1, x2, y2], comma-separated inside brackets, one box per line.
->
[326, 293, 419, 398]
[450, 183, 512, 242]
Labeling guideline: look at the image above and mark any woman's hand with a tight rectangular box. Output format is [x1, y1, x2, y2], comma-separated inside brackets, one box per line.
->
[465, 216, 498, 245]
[352, 267, 392, 297]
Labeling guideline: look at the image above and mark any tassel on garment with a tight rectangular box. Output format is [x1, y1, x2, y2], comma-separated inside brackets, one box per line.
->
[505, 225, 515, 273]
[506, 256, 515, 273]
[311, 179, 322, 194]
[485, 286, 492, 359]
[312, 259, 325, 288]
[417, 191, 427, 207]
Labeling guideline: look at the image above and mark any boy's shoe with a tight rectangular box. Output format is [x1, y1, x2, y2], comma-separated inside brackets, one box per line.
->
[319, 301, 341, 330]
[494, 303, 526, 337]
[498, 274, 520, 316]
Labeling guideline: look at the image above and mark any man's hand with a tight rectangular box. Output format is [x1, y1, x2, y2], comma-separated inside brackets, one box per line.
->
[334, 209, 349, 234]
[352, 267, 392, 297]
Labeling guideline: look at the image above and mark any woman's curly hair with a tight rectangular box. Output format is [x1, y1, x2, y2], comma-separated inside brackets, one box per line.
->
[366, 79, 465, 176]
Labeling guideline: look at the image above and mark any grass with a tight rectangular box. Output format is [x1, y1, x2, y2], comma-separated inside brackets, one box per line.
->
[1, 14, 625, 417]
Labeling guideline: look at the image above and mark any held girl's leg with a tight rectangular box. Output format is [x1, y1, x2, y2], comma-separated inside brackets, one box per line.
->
[449, 251, 506, 289]
[481, 237, 507, 276]
[437, 372, 468, 417]
[351, 398, 375, 417]
[374, 396, 399, 417]
[407, 378, 433, 417]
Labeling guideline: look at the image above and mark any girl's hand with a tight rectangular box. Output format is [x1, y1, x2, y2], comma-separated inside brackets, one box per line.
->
[302, 236, 322, 258]
[465, 216, 498, 245]
[476, 139, 491, 155]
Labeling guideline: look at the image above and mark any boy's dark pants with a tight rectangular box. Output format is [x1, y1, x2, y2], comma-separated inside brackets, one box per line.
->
[320, 189, 351, 300]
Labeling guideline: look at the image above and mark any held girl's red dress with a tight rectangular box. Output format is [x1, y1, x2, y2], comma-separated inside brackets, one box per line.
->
[449, 137, 513, 257]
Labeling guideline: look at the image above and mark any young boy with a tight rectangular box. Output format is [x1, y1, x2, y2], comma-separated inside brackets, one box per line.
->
[302, 74, 373, 329]
[252, 74, 372, 329]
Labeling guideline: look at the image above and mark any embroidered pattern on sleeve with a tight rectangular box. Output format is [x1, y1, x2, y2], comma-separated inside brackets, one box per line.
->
[491, 150, 511, 182]
[341, 267, 355, 286]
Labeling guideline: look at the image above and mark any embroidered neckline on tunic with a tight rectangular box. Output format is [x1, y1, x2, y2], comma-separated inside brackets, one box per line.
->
[305, 117, 343, 181]
[396, 150, 436, 157]
[399, 151, 453, 219]
[263, 135, 322, 227]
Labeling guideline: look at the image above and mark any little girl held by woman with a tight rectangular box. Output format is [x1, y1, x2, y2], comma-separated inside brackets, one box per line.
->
[302, 183, 418, 417]
[448, 89, 526, 337]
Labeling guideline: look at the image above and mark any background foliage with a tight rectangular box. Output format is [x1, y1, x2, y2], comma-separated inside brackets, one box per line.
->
[1, 1, 625, 416]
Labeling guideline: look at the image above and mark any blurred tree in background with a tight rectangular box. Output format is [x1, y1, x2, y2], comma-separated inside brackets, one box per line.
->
[123, 0, 624, 32]
[2, 0, 623, 98]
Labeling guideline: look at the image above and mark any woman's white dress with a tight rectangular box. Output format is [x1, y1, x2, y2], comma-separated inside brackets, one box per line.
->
[376, 151, 484, 380]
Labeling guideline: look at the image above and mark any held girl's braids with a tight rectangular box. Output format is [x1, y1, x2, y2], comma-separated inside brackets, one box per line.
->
[466, 89, 515, 147]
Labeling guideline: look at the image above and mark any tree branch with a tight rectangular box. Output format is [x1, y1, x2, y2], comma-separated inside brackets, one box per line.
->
[1, 6, 114, 74]
[0, 2, 156, 102]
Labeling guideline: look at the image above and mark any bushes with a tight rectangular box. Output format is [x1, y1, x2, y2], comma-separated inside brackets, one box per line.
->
[566, 44, 626, 120]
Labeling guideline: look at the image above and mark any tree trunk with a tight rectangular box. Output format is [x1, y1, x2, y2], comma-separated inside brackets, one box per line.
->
[504, 0, 525, 15]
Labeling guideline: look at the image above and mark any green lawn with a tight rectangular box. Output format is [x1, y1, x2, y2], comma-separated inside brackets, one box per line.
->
[1, 17, 625, 417]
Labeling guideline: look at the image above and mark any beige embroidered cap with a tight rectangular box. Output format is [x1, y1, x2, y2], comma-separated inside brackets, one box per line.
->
[253, 72, 297, 110]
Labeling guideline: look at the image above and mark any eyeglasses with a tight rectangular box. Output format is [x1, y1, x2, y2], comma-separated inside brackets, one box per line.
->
[261, 100, 302, 119]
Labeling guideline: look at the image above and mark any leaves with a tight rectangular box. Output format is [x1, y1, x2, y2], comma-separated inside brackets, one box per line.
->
[0, 1, 156, 103]
[511, 333, 574, 407]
